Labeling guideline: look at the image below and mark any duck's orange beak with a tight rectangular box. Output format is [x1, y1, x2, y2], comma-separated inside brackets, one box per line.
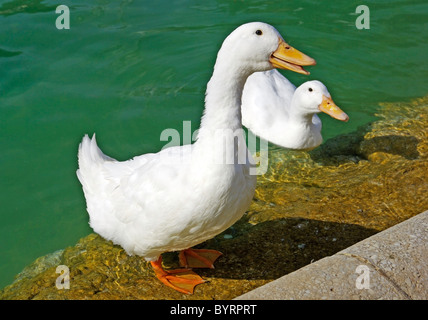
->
[270, 38, 316, 75]
[319, 95, 349, 122]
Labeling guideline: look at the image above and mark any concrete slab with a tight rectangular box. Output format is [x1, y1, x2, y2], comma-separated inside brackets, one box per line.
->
[235, 210, 428, 300]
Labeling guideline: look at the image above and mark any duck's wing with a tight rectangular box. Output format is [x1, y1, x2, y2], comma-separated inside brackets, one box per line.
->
[100, 144, 194, 222]
[243, 70, 295, 120]
[242, 70, 296, 140]
[268, 69, 296, 107]
[77, 135, 194, 228]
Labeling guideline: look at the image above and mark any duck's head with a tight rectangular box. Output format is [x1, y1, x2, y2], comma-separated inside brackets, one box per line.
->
[217, 22, 316, 75]
[294, 80, 349, 121]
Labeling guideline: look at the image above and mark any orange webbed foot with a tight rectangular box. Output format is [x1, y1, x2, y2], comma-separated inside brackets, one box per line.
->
[179, 248, 223, 269]
[150, 257, 205, 294]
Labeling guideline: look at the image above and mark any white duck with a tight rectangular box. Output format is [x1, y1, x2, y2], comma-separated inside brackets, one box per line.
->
[242, 69, 349, 150]
[76, 22, 315, 294]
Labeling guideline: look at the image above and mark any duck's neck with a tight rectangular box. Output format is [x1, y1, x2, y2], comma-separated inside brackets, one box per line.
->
[283, 98, 322, 149]
[196, 63, 251, 145]
[289, 112, 315, 131]
[287, 96, 317, 128]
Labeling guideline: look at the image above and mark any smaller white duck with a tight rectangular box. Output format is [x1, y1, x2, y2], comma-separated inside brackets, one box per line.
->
[242, 69, 349, 150]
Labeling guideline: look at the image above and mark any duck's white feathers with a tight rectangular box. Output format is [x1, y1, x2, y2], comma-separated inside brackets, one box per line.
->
[77, 135, 255, 261]
[76, 22, 283, 261]
[242, 69, 323, 150]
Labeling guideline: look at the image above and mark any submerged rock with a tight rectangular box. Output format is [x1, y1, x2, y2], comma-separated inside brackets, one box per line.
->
[1, 95, 427, 300]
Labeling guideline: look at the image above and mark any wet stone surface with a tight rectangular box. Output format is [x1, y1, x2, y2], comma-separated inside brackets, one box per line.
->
[1, 96, 427, 300]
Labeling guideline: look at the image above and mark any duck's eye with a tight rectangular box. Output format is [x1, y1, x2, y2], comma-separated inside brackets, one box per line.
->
[308, 88, 313, 92]
[255, 29, 263, 36]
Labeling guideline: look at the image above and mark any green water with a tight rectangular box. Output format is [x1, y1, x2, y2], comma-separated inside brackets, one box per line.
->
[0, 0, 427, 289]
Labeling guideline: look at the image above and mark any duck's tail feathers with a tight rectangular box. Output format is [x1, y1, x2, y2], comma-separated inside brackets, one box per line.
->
[76, 134, 114, 192]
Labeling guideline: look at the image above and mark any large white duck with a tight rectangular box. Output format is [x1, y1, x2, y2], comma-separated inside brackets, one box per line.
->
[242, 69, 349, 150]
[76, 22, 315, 294]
